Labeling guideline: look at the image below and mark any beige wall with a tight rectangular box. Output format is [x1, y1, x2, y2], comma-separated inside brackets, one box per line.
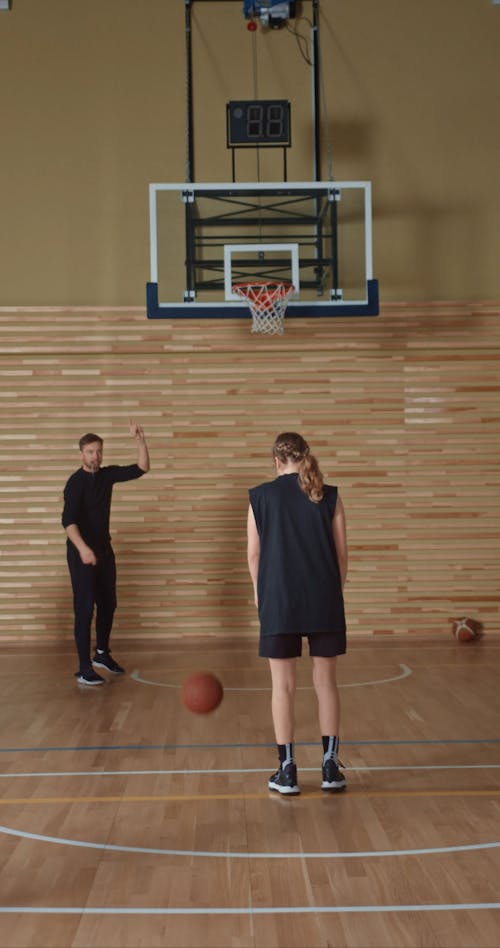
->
[0, 0, 499, 305]
[0, 302, 498, 641]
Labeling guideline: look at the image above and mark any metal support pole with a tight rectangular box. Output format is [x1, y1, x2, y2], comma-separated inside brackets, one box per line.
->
[330, 191, 340, 298]
[312, 0, 321, 182]
[182, 190, 196, 300]
[185, 0, 195, 183]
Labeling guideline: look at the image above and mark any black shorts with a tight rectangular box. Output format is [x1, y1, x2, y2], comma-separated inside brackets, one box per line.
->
[259, 632, 346, 660]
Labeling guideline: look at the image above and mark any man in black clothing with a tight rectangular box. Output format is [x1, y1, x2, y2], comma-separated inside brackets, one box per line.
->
[62, 420, 150, 685]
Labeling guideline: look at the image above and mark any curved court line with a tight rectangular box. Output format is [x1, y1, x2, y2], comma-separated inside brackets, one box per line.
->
[0, 902, 499, 915]
[130, 663, 413, 691]
[1, 824, 499, 860]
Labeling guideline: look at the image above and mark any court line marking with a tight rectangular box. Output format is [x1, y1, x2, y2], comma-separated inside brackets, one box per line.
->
[1, 737, 499, 753]
[1, 823, 499, 859]
[0, 903, 499, 915]
[130, 664, 413, 690]
[2, 763, 500, 779]
[1, 789, 500, 805]
[1, 789, 500, 806]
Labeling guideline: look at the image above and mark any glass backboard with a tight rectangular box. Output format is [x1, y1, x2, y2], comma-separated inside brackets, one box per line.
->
[147, 181, 378, 318]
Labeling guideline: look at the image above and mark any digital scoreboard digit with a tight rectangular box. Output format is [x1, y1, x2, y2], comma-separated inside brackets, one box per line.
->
[227, 100, 291, 148]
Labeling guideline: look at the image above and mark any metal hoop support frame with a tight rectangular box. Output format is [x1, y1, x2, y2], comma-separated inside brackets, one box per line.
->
[232, 280, 295, 334]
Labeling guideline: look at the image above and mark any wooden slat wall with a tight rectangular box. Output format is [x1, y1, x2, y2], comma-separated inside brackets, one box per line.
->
[0, 302, 498, 640]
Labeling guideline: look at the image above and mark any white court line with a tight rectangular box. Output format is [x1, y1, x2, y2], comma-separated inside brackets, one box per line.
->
[130, 663, 413, 690]
[1, 764, 500, 779]
[0, 824, 499, 860]
[0, 903, 499, 915]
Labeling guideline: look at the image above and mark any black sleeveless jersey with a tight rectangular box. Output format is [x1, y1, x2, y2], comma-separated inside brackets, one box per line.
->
[249, 473, 346, 640]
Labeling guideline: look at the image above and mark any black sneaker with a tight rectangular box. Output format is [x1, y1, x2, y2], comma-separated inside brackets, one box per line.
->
[92, 651, 125, 674]
[268, 762, 300, 796]
[321, 757, 346, 792]
[75, 670, 105, 686]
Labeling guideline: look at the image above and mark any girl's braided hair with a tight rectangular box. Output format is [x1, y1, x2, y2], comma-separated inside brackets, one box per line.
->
[272, 432, 324, 503]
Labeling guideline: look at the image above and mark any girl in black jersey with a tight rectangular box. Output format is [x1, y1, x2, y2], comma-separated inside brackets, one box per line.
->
[247, 433, 347, 795]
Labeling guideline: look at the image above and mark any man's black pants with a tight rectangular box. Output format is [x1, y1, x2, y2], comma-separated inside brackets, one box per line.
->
[67, 543, 117, 673]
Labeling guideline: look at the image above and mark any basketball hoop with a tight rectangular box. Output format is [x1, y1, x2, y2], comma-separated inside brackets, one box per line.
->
[232, 280, 295, 335]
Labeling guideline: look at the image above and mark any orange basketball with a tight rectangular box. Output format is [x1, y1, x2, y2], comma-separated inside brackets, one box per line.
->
[452, 617, 483, 643]
[181, 672, 224, 714]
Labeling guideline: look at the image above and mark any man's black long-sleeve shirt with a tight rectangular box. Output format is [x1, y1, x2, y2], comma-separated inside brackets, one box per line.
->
[62, 464, 144, 553]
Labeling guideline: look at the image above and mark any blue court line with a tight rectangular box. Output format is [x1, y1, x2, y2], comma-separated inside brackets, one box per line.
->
[0, 738, 499, 754]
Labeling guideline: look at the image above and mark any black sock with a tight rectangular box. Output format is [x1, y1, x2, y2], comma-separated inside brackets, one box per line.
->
[322, 735, 339, 762]
[278, 743, 294, 768]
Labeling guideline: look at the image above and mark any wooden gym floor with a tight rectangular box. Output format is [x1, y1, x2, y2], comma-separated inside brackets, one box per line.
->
[0, 634, 499, 948]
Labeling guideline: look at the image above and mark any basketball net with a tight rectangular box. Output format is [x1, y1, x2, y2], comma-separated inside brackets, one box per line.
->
[232, 281, 295, 335]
